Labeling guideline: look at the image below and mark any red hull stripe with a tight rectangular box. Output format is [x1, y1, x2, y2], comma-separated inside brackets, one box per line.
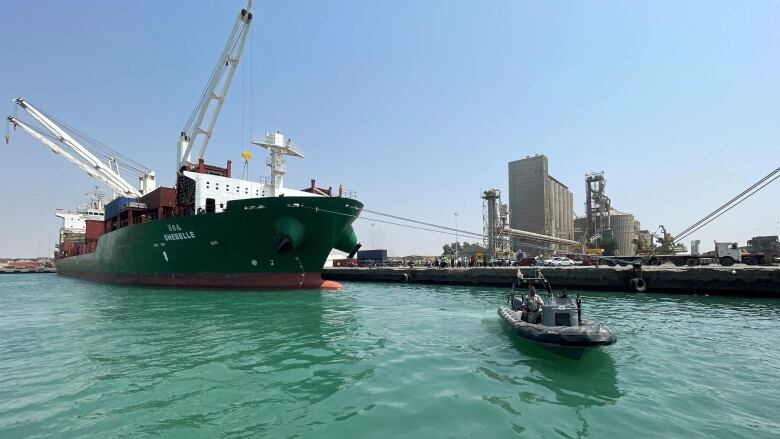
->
[58, 271, 342, 290]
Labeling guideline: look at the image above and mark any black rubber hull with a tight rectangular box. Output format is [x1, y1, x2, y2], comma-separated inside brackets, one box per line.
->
[498, 306, 617, 359]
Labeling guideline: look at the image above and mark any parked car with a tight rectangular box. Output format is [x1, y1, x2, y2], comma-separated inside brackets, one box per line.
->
[517, 257, 537, 266]
[545, 257, 574, 267]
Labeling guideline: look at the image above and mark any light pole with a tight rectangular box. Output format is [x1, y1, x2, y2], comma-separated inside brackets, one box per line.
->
[371, 223, 375, 249]
[454, 212, 459, 261]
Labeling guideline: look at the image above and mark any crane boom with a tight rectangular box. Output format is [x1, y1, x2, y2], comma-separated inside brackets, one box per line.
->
[9, 98, 145, 197]
[7, 116, 140, 197]
[177, 0, 254, 170]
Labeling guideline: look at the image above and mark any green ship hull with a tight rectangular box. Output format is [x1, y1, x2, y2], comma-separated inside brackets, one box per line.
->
[57, 196, 363, 289]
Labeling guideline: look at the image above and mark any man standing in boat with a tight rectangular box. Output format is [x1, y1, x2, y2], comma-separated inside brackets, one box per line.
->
[523, 286, 544, 324]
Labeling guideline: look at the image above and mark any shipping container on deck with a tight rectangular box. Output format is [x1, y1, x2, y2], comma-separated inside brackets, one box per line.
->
[140, 187, 177, 209]
[105, 197, 135, 219]
[140, 187, 177, 220]
[85, 220, 104, 242]
[60, 241, 77, 257]
[104, 198, 147, 231]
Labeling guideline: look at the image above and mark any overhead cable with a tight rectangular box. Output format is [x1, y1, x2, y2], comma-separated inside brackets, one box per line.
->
[673, 165, 780, 242]
[674, 171, 780, 243]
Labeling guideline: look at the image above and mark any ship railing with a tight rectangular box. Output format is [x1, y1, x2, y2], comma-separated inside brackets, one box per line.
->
[337, 188, 358, 199]
[266, 156, 286, 172]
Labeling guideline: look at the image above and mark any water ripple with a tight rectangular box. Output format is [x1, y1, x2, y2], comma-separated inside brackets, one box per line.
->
[0, 276, 778, 438]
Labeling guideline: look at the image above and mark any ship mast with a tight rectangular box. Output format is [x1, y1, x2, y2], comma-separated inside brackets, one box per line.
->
[177, 0, 254, 171]
[251, 131, 304, 195]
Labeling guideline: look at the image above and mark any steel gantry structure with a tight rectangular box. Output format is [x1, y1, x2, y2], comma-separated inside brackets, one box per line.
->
[482, 189, 578, 259]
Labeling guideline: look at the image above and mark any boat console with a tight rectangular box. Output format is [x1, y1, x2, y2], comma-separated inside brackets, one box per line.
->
[540, 298, 579, 327]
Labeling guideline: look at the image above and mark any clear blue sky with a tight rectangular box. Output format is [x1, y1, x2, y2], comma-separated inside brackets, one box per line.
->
[1, 0, 778, 257]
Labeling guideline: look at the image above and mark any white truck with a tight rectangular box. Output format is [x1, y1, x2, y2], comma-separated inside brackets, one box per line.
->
[711, 242, 768, 267]
[605, 242, 775, 267]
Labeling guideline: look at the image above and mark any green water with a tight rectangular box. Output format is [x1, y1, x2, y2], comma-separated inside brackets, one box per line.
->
[1, 275, 778, 438]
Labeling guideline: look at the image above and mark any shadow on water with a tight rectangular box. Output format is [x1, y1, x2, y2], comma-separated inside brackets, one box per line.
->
[501, 324, 622, 407]
[480, 320, 622, 438]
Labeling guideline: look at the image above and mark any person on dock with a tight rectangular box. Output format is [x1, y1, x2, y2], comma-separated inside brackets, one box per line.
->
[523, 286, 544, 324]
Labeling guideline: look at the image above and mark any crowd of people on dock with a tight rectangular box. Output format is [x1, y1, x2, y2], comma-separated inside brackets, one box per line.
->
[424, 256, 518, 268]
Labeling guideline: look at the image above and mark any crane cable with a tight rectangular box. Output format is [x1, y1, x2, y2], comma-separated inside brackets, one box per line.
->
[672, 165, 780, 243]
[303, 205, 642, 265]
[41, 110, 152, 176]
[183, 17, 250, 134]
[674, 170, 780, 243]
[298, 163, 780, 265]
[363, 208, 466, 235]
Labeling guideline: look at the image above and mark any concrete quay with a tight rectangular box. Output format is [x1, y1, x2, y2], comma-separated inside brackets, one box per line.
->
[322, 265, 780, 297]
[0, 268, 57, 274]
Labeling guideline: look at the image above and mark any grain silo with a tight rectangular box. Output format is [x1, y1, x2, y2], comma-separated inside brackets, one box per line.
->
[611, 214, 637, 256]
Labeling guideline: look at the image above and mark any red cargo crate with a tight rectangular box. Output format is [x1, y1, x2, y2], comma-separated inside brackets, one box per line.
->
[332, 258, 358, 267]
[85, 220, 104, 242]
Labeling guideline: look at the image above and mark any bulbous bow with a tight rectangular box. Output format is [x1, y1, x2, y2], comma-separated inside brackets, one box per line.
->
[334, 224, 361, 258]
[275, 217, 306, 254]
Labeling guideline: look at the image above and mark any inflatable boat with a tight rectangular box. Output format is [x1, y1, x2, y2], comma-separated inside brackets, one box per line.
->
[498, 271, 617, 359]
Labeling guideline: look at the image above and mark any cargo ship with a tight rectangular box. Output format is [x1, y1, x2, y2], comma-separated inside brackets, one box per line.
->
[7, 1, 363, 289]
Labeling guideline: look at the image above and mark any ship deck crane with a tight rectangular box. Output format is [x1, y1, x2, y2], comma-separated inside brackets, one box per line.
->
[177, 0, 253, 171]
[7, 98, 154, 198]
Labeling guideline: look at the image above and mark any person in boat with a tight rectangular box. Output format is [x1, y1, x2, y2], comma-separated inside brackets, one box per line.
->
[556, 288, 571, 304]
[522, 286, 544, 324]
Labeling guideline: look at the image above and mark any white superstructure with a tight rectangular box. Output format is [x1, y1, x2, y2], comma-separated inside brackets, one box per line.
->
[55, 212, 88, 231]
[185, 131, 321, 214]
[55, 191, 105, 232]
[174, 2, 329, 215]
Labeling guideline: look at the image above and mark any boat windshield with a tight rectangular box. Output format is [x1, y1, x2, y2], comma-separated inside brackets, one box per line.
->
[544, 295, 573, 306]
